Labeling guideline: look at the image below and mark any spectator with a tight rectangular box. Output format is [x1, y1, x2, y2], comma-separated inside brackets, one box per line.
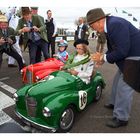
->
[96, 32, 106, 53]
[6, 7, 25, 67]
[16, 7, 49, 64]
[0, 15, 24, 70]
[30, 7, 45, 63]
[45, 10, 57, 57]
[74, 17, 89, 41]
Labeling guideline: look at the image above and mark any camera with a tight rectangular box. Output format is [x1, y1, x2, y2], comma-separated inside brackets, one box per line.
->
[4, 38, 9, 43]
[30, 27, 34, 32]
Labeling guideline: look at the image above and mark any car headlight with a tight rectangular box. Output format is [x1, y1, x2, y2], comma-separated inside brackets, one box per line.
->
[20, 69, 23, 75]
[13, 93, 18, 102]
[36, 76, 40, 81]
[42, 107, 51, 117]
[44, 75, 55, 81]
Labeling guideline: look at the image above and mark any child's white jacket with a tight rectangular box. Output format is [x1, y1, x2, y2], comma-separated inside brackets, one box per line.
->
[72, 54, 94, 84]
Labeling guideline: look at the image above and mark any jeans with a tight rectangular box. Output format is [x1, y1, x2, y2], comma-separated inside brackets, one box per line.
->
[28, 39, 49, 64]
[0, 47, 24, 70]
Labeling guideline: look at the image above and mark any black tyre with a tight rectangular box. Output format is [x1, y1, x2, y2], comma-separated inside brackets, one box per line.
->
[95, 84, 103, 101]
[58, 106, 75, 132]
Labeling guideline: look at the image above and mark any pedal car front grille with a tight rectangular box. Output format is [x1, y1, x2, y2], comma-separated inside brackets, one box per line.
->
[26, 97, 37, 117]
[26, 70, 33, 84]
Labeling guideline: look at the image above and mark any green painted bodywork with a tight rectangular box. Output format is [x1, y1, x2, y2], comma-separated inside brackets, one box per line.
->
[15, 71, 105, 130]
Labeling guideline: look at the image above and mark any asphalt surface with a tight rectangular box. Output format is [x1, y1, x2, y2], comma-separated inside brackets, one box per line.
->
[0, 40, 140, 133]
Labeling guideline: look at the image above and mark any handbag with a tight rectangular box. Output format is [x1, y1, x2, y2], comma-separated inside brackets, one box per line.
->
[123, 57, 140, 92]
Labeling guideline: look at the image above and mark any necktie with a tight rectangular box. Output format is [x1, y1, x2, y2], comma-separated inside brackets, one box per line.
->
[28, 21, 35, 42]
[2, 30, 7, 38]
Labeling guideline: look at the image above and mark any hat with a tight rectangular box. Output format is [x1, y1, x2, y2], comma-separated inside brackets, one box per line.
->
[58, 40, 68, 47]
[86, 8, 110, 25]
[31, 7, 38, 10]
[0, 15, 8, 22]
[74, 39, 89, 47]
[21, 7, 31, 15]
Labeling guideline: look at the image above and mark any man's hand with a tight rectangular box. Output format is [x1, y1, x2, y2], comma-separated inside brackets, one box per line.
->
[53, 54, 57, 57]
[91, 52, 102, 62]
[0, 37, 6, 45]
[52, 34, 56, 37]
[95, 61, 105, 68]
[21, 27, 31, 33]
[32, 26, 40, 32]
[7, 38, 13, 45]
[91, 52, 105, 66]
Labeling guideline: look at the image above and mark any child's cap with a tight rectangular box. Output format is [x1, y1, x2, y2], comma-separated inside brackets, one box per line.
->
[58, 40, 68, 47]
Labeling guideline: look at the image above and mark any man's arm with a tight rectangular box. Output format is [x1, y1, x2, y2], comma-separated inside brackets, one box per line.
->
[15, 19, 24, 35]
[36, 15, 46, 32]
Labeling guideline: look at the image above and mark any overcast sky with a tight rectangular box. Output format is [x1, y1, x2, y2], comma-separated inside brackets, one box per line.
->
[38, 7, 140, 29]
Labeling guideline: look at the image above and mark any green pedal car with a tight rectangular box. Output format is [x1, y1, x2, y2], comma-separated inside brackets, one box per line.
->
[13, 70, 105, 132]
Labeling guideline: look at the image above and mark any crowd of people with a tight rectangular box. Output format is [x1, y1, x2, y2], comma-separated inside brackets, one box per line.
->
[0, 7, 106, 71]
[0, 7, 58, 70]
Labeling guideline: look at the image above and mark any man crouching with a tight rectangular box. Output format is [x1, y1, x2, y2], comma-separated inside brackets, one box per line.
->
[0, 15, 24, 70]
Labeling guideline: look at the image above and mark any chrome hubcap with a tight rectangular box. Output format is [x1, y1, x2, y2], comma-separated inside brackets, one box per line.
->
[60, 108, 74, 130]
[95, 85, 102, 100]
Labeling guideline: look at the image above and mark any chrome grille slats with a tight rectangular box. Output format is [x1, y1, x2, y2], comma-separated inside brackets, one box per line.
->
[26, 69, 33, 84]
[26, 97, 37, 117]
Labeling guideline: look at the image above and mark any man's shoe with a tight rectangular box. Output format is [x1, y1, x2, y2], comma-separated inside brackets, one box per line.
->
[106, 118, 128, 128]
[104, 104, 114, 109]
[8, 64, 17, 67]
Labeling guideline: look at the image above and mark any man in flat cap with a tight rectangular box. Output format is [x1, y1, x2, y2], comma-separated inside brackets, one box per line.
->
[86, 8, 140, 128]
[0, 15, 24, 70]
[30, 7, 45, 62]
[30, 7, 38, 15]
[16, 7, 49, 64]
[30, 7, 44, 23]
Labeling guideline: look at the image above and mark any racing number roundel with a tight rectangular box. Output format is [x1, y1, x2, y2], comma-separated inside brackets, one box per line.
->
[78, 91, 87, 110]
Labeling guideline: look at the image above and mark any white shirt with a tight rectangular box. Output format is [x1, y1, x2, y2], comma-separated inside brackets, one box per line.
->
[8, 15, 19, 30]
[104, 18, 108, 62]
[72, 54, 94, 84]
[5, 13, 20, 44]
[78, 23, 84, 39]
[104, 18, 107, 33]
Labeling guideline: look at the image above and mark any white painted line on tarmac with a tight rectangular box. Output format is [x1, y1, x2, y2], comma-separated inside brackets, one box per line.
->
[0, 110, 12, 125]
[0, 91, 15, 110]
[0, 77, 10, 81]
[0, 81, 17, 94]
[0, 91, 15, 125]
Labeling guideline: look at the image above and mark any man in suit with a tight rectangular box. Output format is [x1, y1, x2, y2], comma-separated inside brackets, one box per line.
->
[16, 7, 49, 64]
[0, 15, 24, 70]
[86, 8, 140, 128]
[45, 10, 57, 58]
[74, 17, 89, 41]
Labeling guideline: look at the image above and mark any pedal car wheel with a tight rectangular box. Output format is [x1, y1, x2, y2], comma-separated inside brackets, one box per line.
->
[59, 106, 75, 132]
[95, 84, 102, 101]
